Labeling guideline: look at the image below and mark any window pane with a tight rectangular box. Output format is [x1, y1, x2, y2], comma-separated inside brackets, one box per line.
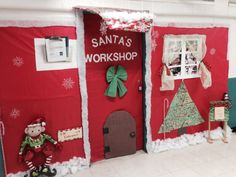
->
[168, 53, 182, 66]
[168, 41, 182, 53]
[185, 65, 198, 75]
[186, 40, 198, 52]
[170, 67, 181, 76]
[185, 53, 197, 65]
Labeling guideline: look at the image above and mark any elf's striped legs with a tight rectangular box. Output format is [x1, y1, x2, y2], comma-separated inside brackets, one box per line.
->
[45, 155, 52, 166]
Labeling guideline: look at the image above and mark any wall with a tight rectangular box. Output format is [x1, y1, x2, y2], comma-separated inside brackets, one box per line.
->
[150, 26, 229, 140]
[0, 1, 235, 124]
[0, 0, 236, 75]
[229, 78, 236, 128]
[0, 26, 85, 174]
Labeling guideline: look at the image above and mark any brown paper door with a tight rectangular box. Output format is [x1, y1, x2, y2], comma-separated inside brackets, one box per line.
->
[103, 111, 136, 159]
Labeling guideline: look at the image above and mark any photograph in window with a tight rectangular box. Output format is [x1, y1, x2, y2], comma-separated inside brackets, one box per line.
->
[185, 53, 197, 65]
[169, 53, 181, 66]
[185, 65, 198, 75]
[170, 67, 181, 76]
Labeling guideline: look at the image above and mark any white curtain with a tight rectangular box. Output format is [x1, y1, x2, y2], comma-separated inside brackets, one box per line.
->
[160, 35, 179, 91]
[186, 35, 212, 89]
[160, 65, 174, 91]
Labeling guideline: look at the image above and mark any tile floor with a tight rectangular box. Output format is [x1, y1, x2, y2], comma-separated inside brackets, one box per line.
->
[68, 133, 236, 177]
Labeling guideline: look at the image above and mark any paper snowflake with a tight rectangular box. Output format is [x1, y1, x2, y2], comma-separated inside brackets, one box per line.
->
[210, 48, 216, 55]
[100, 21, 108, 36]
[138, 23, 147, 32]
[151, 30, 159, 51]
[13, 56, 24, 67]
[10, 108, 20, 119]
[62, 77, 75, 90]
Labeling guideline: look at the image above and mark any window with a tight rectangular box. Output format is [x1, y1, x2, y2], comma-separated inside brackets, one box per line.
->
[163, 35, 205, 80]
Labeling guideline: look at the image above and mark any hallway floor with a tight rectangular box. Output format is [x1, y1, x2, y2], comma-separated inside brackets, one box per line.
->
[68, 133, 236, 177]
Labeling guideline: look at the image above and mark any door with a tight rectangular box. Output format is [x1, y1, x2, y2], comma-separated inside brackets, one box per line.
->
[103, 111, 136, 159]
[84, 14, 143, 161]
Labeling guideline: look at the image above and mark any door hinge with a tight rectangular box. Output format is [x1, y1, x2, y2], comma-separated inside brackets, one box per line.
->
[104, 146, 110, 153]
[103, 127, 109, 134]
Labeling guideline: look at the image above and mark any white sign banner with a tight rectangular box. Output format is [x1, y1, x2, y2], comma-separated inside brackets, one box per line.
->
[58, 127, 83, 142]
[214, 107, 225, 121]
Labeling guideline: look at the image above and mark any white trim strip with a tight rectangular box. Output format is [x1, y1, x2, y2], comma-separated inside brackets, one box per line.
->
[75, 10, 91, 165]
[154, 21, 229, 28]
[0, 20, 75, 27]
[144, 30, 153, 153]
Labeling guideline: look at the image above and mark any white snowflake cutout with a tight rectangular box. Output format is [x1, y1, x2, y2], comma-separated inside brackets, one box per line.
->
[138, 22, 147, 32]
[210, 48, 216, 55]
[62, 77, 75, 90]
[151, 30, 159, 51]
[100, 21, 108, 36]
[10, 108, 20, 119]
[12, 56, 24, 67]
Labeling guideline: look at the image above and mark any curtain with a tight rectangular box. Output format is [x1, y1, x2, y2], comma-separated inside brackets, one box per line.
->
[160, 66, 174, 91]
[186, 35, 212, 89]
[160, 35, 180, 91]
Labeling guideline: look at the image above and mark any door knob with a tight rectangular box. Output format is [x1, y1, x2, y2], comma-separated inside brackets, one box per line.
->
[130, 132, 136, 138]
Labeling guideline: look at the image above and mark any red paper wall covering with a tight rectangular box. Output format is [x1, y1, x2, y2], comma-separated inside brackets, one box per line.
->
[0, 27, 85, 174]
[151, 26, 229, 141]
[84, 14, 143, 162]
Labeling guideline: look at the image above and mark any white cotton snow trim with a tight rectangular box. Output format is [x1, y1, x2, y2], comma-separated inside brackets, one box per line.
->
[6, 157, 89, 177]
[150, 126, 232, 153]
[50, 157, 89, 177]
[0, 20, 75, 27]
[100, 11, 153, 22]
[75, 10, 91, 163]
[144, 30, 153, 153]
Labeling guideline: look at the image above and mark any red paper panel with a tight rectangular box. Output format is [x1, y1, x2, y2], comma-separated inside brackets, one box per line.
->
[0, 27, 84, 174]
[0, 27, 78, 100]
[84, 14, 143, 162]
[151, 26, 229, 140]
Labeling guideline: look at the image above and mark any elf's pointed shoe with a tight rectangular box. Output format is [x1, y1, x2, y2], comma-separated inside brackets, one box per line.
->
[40, 165, 57, 176]
[30, 169, 40, 177]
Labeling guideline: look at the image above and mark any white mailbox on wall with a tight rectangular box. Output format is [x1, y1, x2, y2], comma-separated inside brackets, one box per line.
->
[34, 38, 77, 71]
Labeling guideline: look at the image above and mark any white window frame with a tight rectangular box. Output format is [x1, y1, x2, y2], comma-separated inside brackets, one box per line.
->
[163, 35, 204, 80]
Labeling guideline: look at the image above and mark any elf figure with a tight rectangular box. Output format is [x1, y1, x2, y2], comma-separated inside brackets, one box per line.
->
[18, 117, 61, 177]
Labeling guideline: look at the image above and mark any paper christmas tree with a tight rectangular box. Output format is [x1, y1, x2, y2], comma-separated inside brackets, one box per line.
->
[159, 82, 204, 133]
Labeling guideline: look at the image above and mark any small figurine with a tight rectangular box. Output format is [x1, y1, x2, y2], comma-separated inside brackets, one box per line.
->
[223, 93, 230, 101]
[18, 117, 62, 177]
[223, 92, 232, 108]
